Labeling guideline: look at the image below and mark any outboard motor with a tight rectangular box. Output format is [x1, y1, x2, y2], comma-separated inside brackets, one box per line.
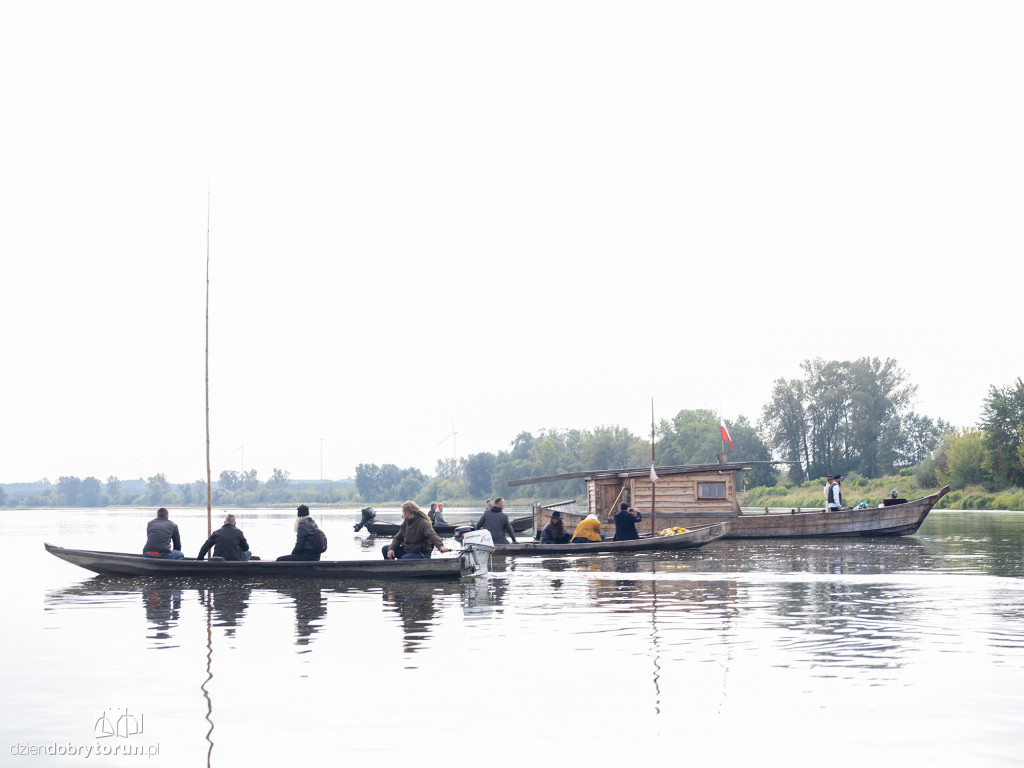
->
[353, 506, 376, 532]
[452, 524, 475, 543]
[459, 529, 494, 576]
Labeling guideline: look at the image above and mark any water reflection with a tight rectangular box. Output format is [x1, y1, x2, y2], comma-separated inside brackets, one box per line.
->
[276, 584, 326, 647]
[142, 587, 182, 647]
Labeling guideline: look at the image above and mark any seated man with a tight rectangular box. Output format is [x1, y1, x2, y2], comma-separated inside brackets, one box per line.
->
[197, 514, 252, 561]
[142, 507, 184, 559]
[571, 513, 604, 543]
[613, 503, 643, 541]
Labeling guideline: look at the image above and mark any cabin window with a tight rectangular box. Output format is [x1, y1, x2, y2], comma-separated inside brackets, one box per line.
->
[697, 482, 726, 500]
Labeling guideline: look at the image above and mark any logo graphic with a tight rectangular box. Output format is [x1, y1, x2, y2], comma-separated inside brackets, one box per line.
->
[93, 708, 144, 739]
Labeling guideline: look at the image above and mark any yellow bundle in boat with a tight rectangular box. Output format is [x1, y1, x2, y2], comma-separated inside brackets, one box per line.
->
[657, 526, 690, 536]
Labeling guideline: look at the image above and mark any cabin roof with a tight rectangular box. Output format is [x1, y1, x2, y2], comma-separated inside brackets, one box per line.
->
[508, 462, 760, 487]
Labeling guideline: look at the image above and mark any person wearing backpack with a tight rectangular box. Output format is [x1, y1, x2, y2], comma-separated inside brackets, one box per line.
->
[277, 504, 327, 561]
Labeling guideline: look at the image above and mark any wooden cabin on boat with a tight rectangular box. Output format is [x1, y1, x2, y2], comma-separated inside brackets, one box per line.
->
[511, 461, 949, 540]
[511, 460, 754, 538]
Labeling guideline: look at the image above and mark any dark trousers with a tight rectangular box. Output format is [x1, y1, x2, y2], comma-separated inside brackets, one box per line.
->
[381, 544, 430, 560]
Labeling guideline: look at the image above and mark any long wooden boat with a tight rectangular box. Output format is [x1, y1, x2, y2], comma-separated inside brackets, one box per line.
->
[357, 513, 533, 538]
[45, 543, 476, 579]
[491, 522, 728, 556]
[512, 463, 950, 539]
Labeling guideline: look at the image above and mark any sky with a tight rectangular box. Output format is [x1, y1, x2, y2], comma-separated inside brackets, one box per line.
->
[1, 1, 1021, 485]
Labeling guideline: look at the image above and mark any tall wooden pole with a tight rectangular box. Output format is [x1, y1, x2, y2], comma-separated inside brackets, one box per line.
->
[650, 398, 656, 535]
[205, 189, 212, 538]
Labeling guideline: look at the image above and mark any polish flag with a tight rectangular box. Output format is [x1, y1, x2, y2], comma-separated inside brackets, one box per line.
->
[650, 463, 658, 484]
[721, 419, 734, 451]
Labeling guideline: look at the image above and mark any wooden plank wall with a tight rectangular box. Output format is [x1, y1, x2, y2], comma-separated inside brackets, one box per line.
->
[593, 472, 741, 515]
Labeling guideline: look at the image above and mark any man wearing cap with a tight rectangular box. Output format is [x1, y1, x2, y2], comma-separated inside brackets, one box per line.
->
[539, 510, 570, 544]
[613, 502, 643, 541]
[824, 475, 835, 508]
[827, 475, 843, 511]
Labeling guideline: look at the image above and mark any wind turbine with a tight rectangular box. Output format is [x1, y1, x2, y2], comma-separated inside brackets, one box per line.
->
[437, 421, 458, 472]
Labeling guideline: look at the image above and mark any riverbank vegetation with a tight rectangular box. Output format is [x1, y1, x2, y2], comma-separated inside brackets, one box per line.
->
[3, 363, 1021, 511]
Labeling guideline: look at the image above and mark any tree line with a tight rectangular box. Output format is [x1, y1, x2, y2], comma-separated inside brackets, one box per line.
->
[0, 471, 359, 508]
[3, 360, 1021, 508]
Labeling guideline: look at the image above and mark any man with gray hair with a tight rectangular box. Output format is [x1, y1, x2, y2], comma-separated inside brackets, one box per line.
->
[197, 513, 253, 561]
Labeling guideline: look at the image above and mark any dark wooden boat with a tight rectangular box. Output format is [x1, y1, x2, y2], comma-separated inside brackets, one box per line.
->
[358, 514, 534, 538]
[491, 522, 728, 556]
[532, 485, 950, 539]
[514, 462, 950, 539]
[44, 543, 476, 579]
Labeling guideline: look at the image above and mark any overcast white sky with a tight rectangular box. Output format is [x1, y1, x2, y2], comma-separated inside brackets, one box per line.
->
[1, 1, 1021, 485]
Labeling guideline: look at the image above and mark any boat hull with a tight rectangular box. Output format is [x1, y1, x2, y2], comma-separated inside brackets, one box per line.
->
[535, 486, 949, 540]
[491, 522, 728, 556]
[44, 543, 474, 579]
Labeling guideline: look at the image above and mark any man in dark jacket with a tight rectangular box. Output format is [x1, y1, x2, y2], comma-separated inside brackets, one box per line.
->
[277, 504, 325, 561]
[613, 503, 643, 541]
[142, 507, 184, 559]
[474, 497, 517, 545]
[197, 514, 251, 561]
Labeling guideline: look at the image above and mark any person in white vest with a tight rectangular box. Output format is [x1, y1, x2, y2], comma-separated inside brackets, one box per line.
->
[827, 474, 843, 511]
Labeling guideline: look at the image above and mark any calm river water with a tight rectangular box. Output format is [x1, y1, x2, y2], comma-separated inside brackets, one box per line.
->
[2, 506, 1023, 766]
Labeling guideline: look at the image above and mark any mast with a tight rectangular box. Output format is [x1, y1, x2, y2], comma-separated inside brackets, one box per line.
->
[205, 189, 212, 538]
[650, 398, 656, 534]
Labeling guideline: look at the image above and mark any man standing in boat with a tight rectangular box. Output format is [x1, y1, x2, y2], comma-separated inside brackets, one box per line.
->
[142, 507, 184, 559]
[475, 497, 517, 545]
[613, 503, 643, 541]
[827, 474, 843, 511]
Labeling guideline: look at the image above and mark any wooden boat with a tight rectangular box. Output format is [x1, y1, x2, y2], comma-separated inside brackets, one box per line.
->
[511, 463, 950, 539]
[355, 510, 534, 538]
[490, 522, 728, 556]
[44, 542, 477, 579]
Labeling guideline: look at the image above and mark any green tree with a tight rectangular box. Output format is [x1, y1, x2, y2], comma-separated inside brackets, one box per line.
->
[936, 428, 990, 488]
[106, 476, 122, 502]
[656, 410, 722, 465]
[878, 412, 948, 473]
[146, 473, 175, 505]
[219, 470, 242, 492]
[727, 415, 777, 487]
[355, 463, 381, 499]
[980, 378, 1024, 487]
[266, 468, 291, 490]
[760, 377, 810, 483]
[847, 357, 917, 478]
[79, 477, 103, 507]
[581, 425, 640, 470]
[396, 468, 428, 500]
[464, 452, 497, 496]
[435, 458, 458, 479]
[802, 358, 852, 477]
[57, 476, 82, 506]
[242, 469, 260, 492]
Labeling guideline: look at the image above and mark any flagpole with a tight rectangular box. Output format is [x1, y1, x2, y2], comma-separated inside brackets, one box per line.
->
[650, 398, 656, 535]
